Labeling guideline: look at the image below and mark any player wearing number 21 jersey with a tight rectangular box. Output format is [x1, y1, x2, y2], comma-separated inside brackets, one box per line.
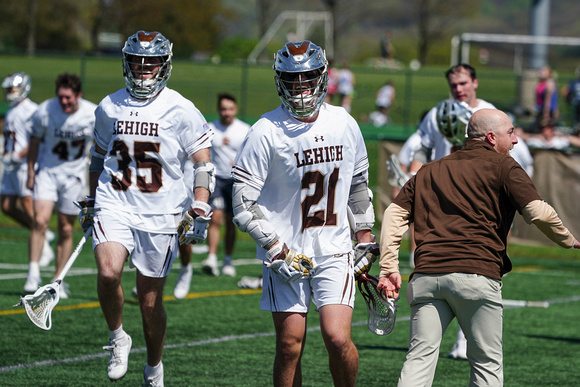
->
[232, 41, 374, 386]
[233, 104, 369, 259]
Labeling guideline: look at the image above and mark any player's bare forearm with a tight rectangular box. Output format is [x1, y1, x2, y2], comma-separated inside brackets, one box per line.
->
[356, 229, 372, 243]
[409, 160, 422, 174]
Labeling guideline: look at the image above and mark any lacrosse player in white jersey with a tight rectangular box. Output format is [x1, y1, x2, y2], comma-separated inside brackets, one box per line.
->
[77, 31, 214, 385]
[1, 73, 57, 270]
[232, 41, 374, 386]
[409, 64, 496, 174]
[406, 64, 496, 361]
[24, 73, 95, 296]
[197, 93, 250, 279]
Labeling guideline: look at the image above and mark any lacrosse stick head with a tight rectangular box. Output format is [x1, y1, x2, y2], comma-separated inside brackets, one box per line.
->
[15, 281, 61, 330]
[357, 273, 398, 335]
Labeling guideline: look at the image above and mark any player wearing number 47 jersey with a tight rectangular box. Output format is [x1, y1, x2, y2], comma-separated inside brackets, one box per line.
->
[83, 31, 214, 386]
[232, 41, 374, 386]
[25, 73, 96, 298]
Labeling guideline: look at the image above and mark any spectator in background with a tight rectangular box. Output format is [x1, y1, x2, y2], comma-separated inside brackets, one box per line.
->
[338, 61, 355, 113]
[525, 119, 580, 149]
[1, 73, 55, 267]
[198, 93, 250, 278]
[370, 80, 395, 127]
[535, 65, 559, 128]
[561, 65, 580, 130]
[380, 31, 395, 60]
[25, 73, 96, 298]
[324, 59, 339, 104]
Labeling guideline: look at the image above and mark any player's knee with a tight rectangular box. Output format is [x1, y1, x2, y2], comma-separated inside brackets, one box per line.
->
[276, 336, 304, 360]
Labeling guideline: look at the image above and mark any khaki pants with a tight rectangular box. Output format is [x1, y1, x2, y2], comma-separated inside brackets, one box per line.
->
[398, 273, 504, 387]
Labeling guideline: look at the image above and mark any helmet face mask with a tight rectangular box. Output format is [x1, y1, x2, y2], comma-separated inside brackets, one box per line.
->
[274, 41, 328, 119]
[2, 72, 31, 106]
[122, 31, 172, 99]
[436, 100, 473, 146]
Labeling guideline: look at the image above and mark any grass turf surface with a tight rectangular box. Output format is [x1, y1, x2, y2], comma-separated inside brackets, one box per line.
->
[0, 225, 579, 386]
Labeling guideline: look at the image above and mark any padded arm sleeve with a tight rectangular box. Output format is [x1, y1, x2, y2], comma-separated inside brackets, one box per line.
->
[232, 181, 280, 249]
[411, 145, 431, 164]
[521, 199, 576, 248]
[347, 172, 375, 233]
[379, 203, 410, 277]
[194, 161, 216, 194]
[89, 145, 105, 173]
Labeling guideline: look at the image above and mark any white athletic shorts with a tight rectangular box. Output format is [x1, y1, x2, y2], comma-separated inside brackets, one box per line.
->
[260, 252, 356, 313]
[33, 169, 85, 215]
[92, 209, 178, 278]
[0, 163, 32, 197]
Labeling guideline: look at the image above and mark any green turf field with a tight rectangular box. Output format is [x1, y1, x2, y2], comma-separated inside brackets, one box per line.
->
[0, 224, 579, 386]
[1, 53, 580, 386]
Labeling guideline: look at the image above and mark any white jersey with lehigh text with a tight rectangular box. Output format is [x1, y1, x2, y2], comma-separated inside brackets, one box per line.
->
[232, 103, 369, 260]
[94, 87, 213, 220]
[418, 98, 496, 160]
[209, 117, 250, 178]
[32, 98, 96, 176]
[3, 98, 38, 167]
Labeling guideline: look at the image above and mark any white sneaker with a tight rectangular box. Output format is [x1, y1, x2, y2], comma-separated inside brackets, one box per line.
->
[59, 281, 70, 299]
[103, 334, 132, 381]
[45, 229, 55, 242]
[23, 272, 42, 293]
[173, 265, 193, 299]
[201, 257, 219, 276]
[221, 264, 236, 277]
[39, 238, 55, 267]
[143, 362, 164, 387]
[447, 340, 468, 360]
[131, 287, 138, 299]
[237, 276, 262, 289]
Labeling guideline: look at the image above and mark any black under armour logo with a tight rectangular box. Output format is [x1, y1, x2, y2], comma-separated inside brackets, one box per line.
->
[314, 136, 324, 142]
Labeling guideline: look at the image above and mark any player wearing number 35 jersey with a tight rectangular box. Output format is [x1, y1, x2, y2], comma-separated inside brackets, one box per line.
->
[232, 41, 374, 386]
[84, 31, 214, 385]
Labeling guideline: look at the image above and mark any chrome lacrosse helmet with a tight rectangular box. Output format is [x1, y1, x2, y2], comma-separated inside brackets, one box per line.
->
[122, 31, 173, 99]
[2, 72, 31, 106]
[273, 41, 328, 119]
[436, 99, 473, 146]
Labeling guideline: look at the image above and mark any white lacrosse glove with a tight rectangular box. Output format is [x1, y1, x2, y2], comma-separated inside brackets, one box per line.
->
[353, 241, 380, 278]
[2, 152, 21, 167]
[177, 201, 212, 245]
[264, 243, 314, 283]
[74, 198, 96, 233]
[386, 154, 410, 189]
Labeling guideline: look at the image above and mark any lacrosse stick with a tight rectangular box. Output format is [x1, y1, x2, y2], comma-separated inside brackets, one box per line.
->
[386, 154, 410, 189]
[14, 227, 92, 330]
[357, 272, 398, 335]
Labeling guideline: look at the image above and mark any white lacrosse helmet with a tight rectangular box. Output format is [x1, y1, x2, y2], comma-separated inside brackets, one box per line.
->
[273, 41, 328, 119]
[436, 99, 473, 146]
[122, 31, 173, 99]
[2, 72, 31, 106]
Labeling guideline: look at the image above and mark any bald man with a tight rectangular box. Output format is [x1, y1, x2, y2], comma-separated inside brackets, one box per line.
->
[378, 109, 580, 386]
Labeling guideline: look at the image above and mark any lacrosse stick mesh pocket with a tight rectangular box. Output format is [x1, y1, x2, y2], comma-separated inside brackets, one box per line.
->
[19, 284, 60, 330]
[358, 274, 398, 335]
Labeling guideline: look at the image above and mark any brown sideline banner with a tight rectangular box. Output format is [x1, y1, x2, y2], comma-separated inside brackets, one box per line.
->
[377, 142, 580, 246]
